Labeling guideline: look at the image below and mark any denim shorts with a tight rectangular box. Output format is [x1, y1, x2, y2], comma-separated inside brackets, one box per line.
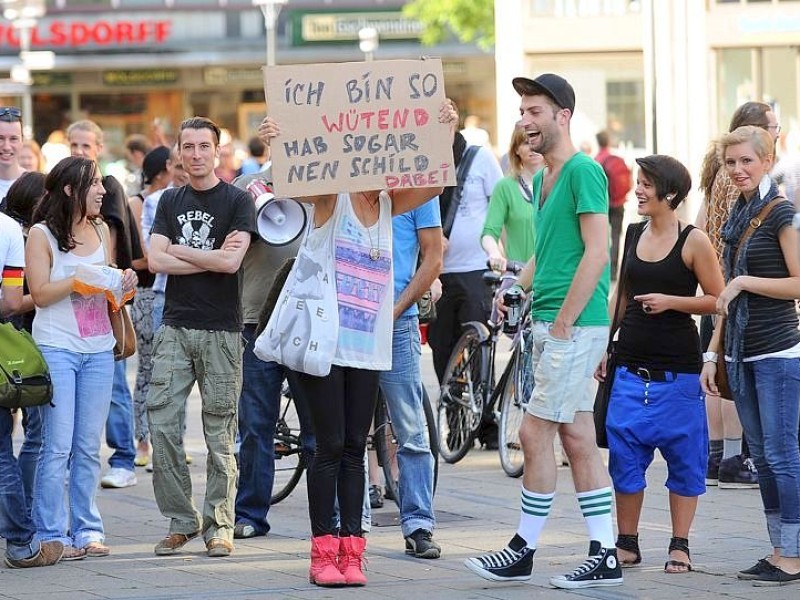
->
[525, 321, 608, 423]
[606, 366, 708, 497]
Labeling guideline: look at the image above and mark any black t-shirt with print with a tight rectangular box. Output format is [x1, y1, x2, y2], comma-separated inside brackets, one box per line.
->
[151, 181, 256, 331]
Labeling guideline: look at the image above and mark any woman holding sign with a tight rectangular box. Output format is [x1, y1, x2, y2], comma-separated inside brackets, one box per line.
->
[257, 99, 456, 587]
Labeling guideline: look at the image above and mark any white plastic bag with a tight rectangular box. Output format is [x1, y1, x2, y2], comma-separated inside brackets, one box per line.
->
[253, 205, 339, 376]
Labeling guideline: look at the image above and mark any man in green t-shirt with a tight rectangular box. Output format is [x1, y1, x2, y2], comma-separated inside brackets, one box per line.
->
[465, 74, 622, 590]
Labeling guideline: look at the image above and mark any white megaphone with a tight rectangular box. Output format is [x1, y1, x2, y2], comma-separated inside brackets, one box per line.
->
[246, 179, 307, 246]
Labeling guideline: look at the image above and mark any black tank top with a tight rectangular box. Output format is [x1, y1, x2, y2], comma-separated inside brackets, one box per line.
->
[616, 223, 702, 373]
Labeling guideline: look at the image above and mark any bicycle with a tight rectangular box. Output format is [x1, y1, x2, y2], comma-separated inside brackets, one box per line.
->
[271, 381, 308, 505]
[270, 382, 440, 507]
[494, 295, 534, 478]
[436, 261, 526, 464]
[373, 386, 439, 506]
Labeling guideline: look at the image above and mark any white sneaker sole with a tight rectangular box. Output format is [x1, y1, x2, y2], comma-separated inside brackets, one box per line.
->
[549, 576, 623, 589]
[464, 557, 532, 582]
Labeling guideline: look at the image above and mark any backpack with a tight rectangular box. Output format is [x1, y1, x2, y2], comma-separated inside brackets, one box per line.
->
[441, 145, 481, 238]
[0, 321, 53, 409]
[601, 154, 632, 208]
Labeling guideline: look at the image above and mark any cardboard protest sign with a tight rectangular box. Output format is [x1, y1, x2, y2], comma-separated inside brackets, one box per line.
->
[263, 58, 455, 197]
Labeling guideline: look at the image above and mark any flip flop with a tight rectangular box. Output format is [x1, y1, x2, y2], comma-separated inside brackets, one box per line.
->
[83, 542, 111, 557]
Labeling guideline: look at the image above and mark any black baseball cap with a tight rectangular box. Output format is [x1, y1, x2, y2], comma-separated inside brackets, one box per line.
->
[142, 146, 170, 185]
[512, 73, 575, 113]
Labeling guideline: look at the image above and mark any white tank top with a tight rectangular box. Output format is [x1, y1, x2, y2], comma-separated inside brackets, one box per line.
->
[316, 192, 394, 370]
[31, 223, 115, 354]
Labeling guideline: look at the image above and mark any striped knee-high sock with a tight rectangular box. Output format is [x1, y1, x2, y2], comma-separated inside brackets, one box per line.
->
[577, 487, 615, 549]
[516, 488, 554, 548]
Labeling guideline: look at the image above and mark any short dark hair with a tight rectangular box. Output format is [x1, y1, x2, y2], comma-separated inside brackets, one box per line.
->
[634, 155, 692, 210]
[179, 117, 221, 145]
[595, 130, 610, 149]
[125, 134, 152, 156]
[729, 102, 771, 132]
[3, 171, 46, 228]
[248, 136, 266, 158]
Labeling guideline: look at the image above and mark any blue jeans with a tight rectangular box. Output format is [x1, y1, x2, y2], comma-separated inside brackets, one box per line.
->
[235, 324, 315, 535]
[379, 315, 435, 537]
[0, 408, 38, 560]
[18, 405, 42, 514]
[34, 347, 114, 546]
[106, 358, 135, 470]
[731, 357, 800, 556]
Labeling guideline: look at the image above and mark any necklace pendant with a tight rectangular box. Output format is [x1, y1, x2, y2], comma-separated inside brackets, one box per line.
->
[369, 247, 380, 261]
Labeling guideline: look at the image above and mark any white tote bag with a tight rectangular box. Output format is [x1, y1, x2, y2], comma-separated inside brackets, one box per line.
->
[253, 204, 340, 376]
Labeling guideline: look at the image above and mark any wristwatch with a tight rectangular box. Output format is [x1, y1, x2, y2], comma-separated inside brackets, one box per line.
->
[702, 351, 718, 364]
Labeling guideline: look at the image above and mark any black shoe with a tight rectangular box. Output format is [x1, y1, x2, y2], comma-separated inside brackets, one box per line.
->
[549, 541, 623, 589]
[369, 484, 384, 509]
[751, 562, 800, 586]
[464, 534, 534, 582]
[738, 558, 773, 580]
[404, 529, 441, 559]
[718, 455, 759, 489]
[705, 453, 721, 486]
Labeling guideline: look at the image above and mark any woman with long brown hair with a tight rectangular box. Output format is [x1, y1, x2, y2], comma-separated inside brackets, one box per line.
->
[26, 157, 137, 560]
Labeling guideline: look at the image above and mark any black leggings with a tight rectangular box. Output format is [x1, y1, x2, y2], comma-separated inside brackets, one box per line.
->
[294, 365, 379, 536]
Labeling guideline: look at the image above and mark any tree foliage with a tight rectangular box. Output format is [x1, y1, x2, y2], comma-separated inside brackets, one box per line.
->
[403, 0, 495, 50]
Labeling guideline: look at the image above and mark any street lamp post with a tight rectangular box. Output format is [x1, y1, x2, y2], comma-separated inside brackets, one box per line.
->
[252, 0, 288, 67]
[2, 0, 47, 138]
[358, 27, 379, 62]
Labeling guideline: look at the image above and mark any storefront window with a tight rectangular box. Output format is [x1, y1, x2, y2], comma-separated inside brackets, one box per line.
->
[716, 48, 752, 134]
[606, 79, 645, 149]
[763, 47, 798, 151]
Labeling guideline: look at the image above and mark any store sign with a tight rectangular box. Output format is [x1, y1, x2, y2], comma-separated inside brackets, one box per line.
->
[0, 20, 171, 49]
[204, 67, 263, 86]
[294, 11, 423, 45]
[31, 72, 72, 87]
[103, 69, 178, 86]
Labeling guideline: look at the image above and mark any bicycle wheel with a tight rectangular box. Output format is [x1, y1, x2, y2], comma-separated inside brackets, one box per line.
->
[437, 326, 484, 464]
[499, 328, 534, 478]
[270, 383, 307, 505]
[423, 387, 440, 493]
[373, 392, 399, 505]
[375, 387, 440, 508]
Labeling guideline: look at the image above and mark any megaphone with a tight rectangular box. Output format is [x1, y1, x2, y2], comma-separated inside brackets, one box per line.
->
[246, 179, 307, 246]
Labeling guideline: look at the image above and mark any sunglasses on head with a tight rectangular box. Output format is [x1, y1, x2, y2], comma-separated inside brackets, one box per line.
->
[0, 106, 22, 120]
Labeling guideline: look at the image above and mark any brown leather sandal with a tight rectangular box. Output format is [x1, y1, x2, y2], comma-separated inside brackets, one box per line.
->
[664, 536, 692, 573]
[83, 542, 111, 557]
[616, 533, 642, 567]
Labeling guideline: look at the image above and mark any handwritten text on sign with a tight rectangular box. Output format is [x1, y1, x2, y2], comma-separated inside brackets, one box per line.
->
[263, 59, 455, 196]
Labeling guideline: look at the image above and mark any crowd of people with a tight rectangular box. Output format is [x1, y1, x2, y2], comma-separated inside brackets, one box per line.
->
[1, 66, 800, 591]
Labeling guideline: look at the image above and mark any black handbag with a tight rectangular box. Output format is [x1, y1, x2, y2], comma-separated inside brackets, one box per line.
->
[594, 222, 644, 449]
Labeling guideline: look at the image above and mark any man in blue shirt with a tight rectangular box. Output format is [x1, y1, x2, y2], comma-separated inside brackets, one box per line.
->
[379, 197, 443, 558]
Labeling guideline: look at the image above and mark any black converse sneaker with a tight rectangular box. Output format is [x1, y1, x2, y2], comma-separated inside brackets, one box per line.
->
[464, 534, 534, 582]
[549, 541, 623, 589]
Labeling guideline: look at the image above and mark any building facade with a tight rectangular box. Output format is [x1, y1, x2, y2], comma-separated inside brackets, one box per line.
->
[0, 0, 495, 159]
[496, 0, 800, 213]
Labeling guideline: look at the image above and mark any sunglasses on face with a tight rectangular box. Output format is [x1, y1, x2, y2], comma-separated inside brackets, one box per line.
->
[0, 107, 22, 121]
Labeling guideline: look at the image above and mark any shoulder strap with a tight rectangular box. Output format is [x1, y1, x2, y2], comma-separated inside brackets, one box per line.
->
[442, 146, 480, 238]
[733, 196, 785, 263]
[91, 220, 113, 267]
[607, 221, 644, 347]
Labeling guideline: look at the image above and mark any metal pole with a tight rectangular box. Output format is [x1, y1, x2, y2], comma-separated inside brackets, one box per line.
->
[18, 23, 33, 139]
[260, 3, 279, 66]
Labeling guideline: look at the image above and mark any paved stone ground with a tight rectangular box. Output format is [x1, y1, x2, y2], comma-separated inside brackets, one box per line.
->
[1, 348, 795, 599]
